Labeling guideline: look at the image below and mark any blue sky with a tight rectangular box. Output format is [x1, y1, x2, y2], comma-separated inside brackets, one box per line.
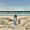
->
[0, 0, 30, 11]
[1, 0, 30, 6]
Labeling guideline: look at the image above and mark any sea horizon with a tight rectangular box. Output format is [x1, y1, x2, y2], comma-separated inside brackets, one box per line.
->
[0, 11, 30, 15]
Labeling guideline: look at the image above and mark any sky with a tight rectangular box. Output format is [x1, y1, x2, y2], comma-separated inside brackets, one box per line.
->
[0, 0, 30, 11]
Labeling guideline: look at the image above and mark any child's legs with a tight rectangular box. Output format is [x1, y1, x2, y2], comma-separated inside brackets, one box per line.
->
[14, 21, 16, 26]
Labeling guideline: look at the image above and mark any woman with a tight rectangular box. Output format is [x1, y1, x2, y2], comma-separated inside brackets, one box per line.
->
[13, 15, 17, 26]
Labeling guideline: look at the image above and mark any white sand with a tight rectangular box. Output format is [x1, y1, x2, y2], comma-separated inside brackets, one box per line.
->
[0, 15, 30, 30]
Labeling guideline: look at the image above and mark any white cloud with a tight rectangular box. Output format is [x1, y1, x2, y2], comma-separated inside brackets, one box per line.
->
[0, 3, 30, 11]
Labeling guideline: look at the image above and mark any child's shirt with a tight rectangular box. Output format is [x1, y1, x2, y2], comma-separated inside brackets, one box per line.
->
[13, 17, 17, 25]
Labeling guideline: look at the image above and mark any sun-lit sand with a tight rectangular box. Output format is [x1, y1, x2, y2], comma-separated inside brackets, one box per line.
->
[0, 15, 30, 30]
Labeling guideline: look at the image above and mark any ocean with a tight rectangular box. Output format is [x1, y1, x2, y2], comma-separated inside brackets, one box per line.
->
[0, 11, 30, 15]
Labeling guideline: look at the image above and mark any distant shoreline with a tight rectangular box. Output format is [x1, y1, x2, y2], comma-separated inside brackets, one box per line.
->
[0, 14, 30, 16]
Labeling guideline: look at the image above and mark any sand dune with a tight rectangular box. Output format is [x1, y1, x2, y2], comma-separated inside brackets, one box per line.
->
[0, 15, 30, 30]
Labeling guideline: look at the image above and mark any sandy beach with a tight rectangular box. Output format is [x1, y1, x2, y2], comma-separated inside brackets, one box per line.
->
[0, 15, 30, 30]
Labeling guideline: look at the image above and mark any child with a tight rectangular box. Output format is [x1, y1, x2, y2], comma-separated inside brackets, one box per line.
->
[13, 15, 17, 26]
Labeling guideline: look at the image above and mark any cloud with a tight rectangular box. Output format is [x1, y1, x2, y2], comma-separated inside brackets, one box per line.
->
[0, 3, 30, 11]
